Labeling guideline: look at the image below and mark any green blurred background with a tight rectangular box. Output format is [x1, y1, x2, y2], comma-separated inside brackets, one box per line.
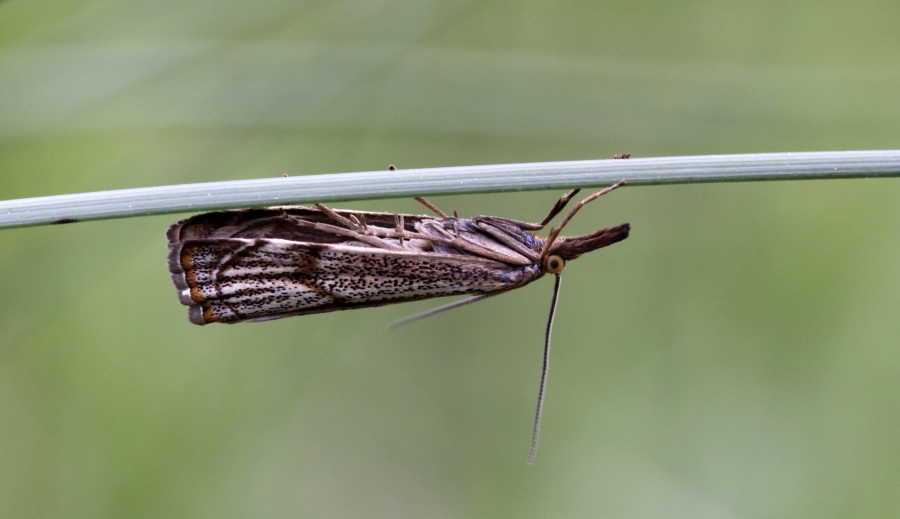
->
[2, 0, 900, 517]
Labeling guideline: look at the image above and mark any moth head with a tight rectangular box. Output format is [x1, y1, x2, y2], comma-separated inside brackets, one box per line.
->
[545, 223, 630, 261]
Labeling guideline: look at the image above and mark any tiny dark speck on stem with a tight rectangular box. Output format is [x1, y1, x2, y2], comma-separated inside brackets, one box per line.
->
[53, 218, 78, 224]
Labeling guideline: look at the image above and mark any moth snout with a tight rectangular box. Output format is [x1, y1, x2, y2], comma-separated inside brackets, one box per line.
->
[547, 223, 630, 261]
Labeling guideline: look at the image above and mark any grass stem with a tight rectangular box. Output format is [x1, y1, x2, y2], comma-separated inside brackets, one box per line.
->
[2, 150, 899, 229]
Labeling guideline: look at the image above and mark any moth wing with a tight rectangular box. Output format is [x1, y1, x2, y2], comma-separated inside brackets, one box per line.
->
[167, 207, 433, 242]
[169, 238, 536, 325]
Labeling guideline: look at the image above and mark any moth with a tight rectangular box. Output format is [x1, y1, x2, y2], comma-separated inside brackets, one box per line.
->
[167, 181, 630, 463]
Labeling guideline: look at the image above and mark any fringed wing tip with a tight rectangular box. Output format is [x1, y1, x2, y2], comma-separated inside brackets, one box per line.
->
[167, 240, 208, 326]
[167, 242, 185, 274]
[173, 273, 208, 326]
[187, 304, 207, 326]
[171, 279, 194, 305]
[167, 244, 192, 302]
[166, 218, 188, 244]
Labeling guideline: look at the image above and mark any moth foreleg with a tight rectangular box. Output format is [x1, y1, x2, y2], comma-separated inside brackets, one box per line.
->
[477, 189, 582, 231]
[536, 189, 583, 228]
[540, 180, 626, 260]
[476, 221, 541, 261]
[423, 221, 531, 265]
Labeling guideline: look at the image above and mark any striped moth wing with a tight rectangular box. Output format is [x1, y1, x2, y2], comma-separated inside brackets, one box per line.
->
[167, 207, 543, 325]
[166, 185, 631, 464]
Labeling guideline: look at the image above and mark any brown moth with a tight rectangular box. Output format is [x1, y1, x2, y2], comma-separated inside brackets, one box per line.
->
[167, 181, 630, 463]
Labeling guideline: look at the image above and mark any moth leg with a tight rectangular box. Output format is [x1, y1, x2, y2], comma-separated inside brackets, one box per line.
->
[282, 212, 402, 251]
[536, 189, 583, 228]
[425, 221, 454, 239]
[386, 293, 499, 330]
[395, 213, 406, 249]
[315, 203, 362, 230]
[478, 189, 582, 231]
[476, 221, 541, 261]
[423, 221, 532, 266]
[539, 180, 626, 260]
[414, 197, 450, 218]
[389, 163, 450, 218]
[350, 214, 365, 230]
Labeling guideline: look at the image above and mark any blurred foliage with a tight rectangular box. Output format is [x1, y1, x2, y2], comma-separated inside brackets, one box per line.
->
[2, 1, 900, 518]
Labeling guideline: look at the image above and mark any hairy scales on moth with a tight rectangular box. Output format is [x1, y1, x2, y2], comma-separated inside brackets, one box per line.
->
[167, 180, 630, 463]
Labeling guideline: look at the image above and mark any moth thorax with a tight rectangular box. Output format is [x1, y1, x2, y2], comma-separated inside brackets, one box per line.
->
[543, 255, 566, 274]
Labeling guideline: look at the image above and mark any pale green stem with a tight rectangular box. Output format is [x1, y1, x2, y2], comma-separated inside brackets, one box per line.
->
[1, 150, 899, 229]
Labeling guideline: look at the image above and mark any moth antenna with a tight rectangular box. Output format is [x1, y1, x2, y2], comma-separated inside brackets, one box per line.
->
[414, 197, 450, 218]
[540, 180, 626, 260]
[453, 209, 458, 217]
[528, 273, 562, 465]
[386, 293, 497, 330]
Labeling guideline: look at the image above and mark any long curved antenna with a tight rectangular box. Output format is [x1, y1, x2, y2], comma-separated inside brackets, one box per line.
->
[386, 294, 495, 330]
[528, 273, 562, 465]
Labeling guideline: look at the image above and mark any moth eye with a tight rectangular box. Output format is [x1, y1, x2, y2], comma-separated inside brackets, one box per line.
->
[544, 255, 566, 274]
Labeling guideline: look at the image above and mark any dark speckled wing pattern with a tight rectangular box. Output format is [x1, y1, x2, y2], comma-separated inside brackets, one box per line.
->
[168, 207, 543, 325]
[166, 186, 632, 464]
